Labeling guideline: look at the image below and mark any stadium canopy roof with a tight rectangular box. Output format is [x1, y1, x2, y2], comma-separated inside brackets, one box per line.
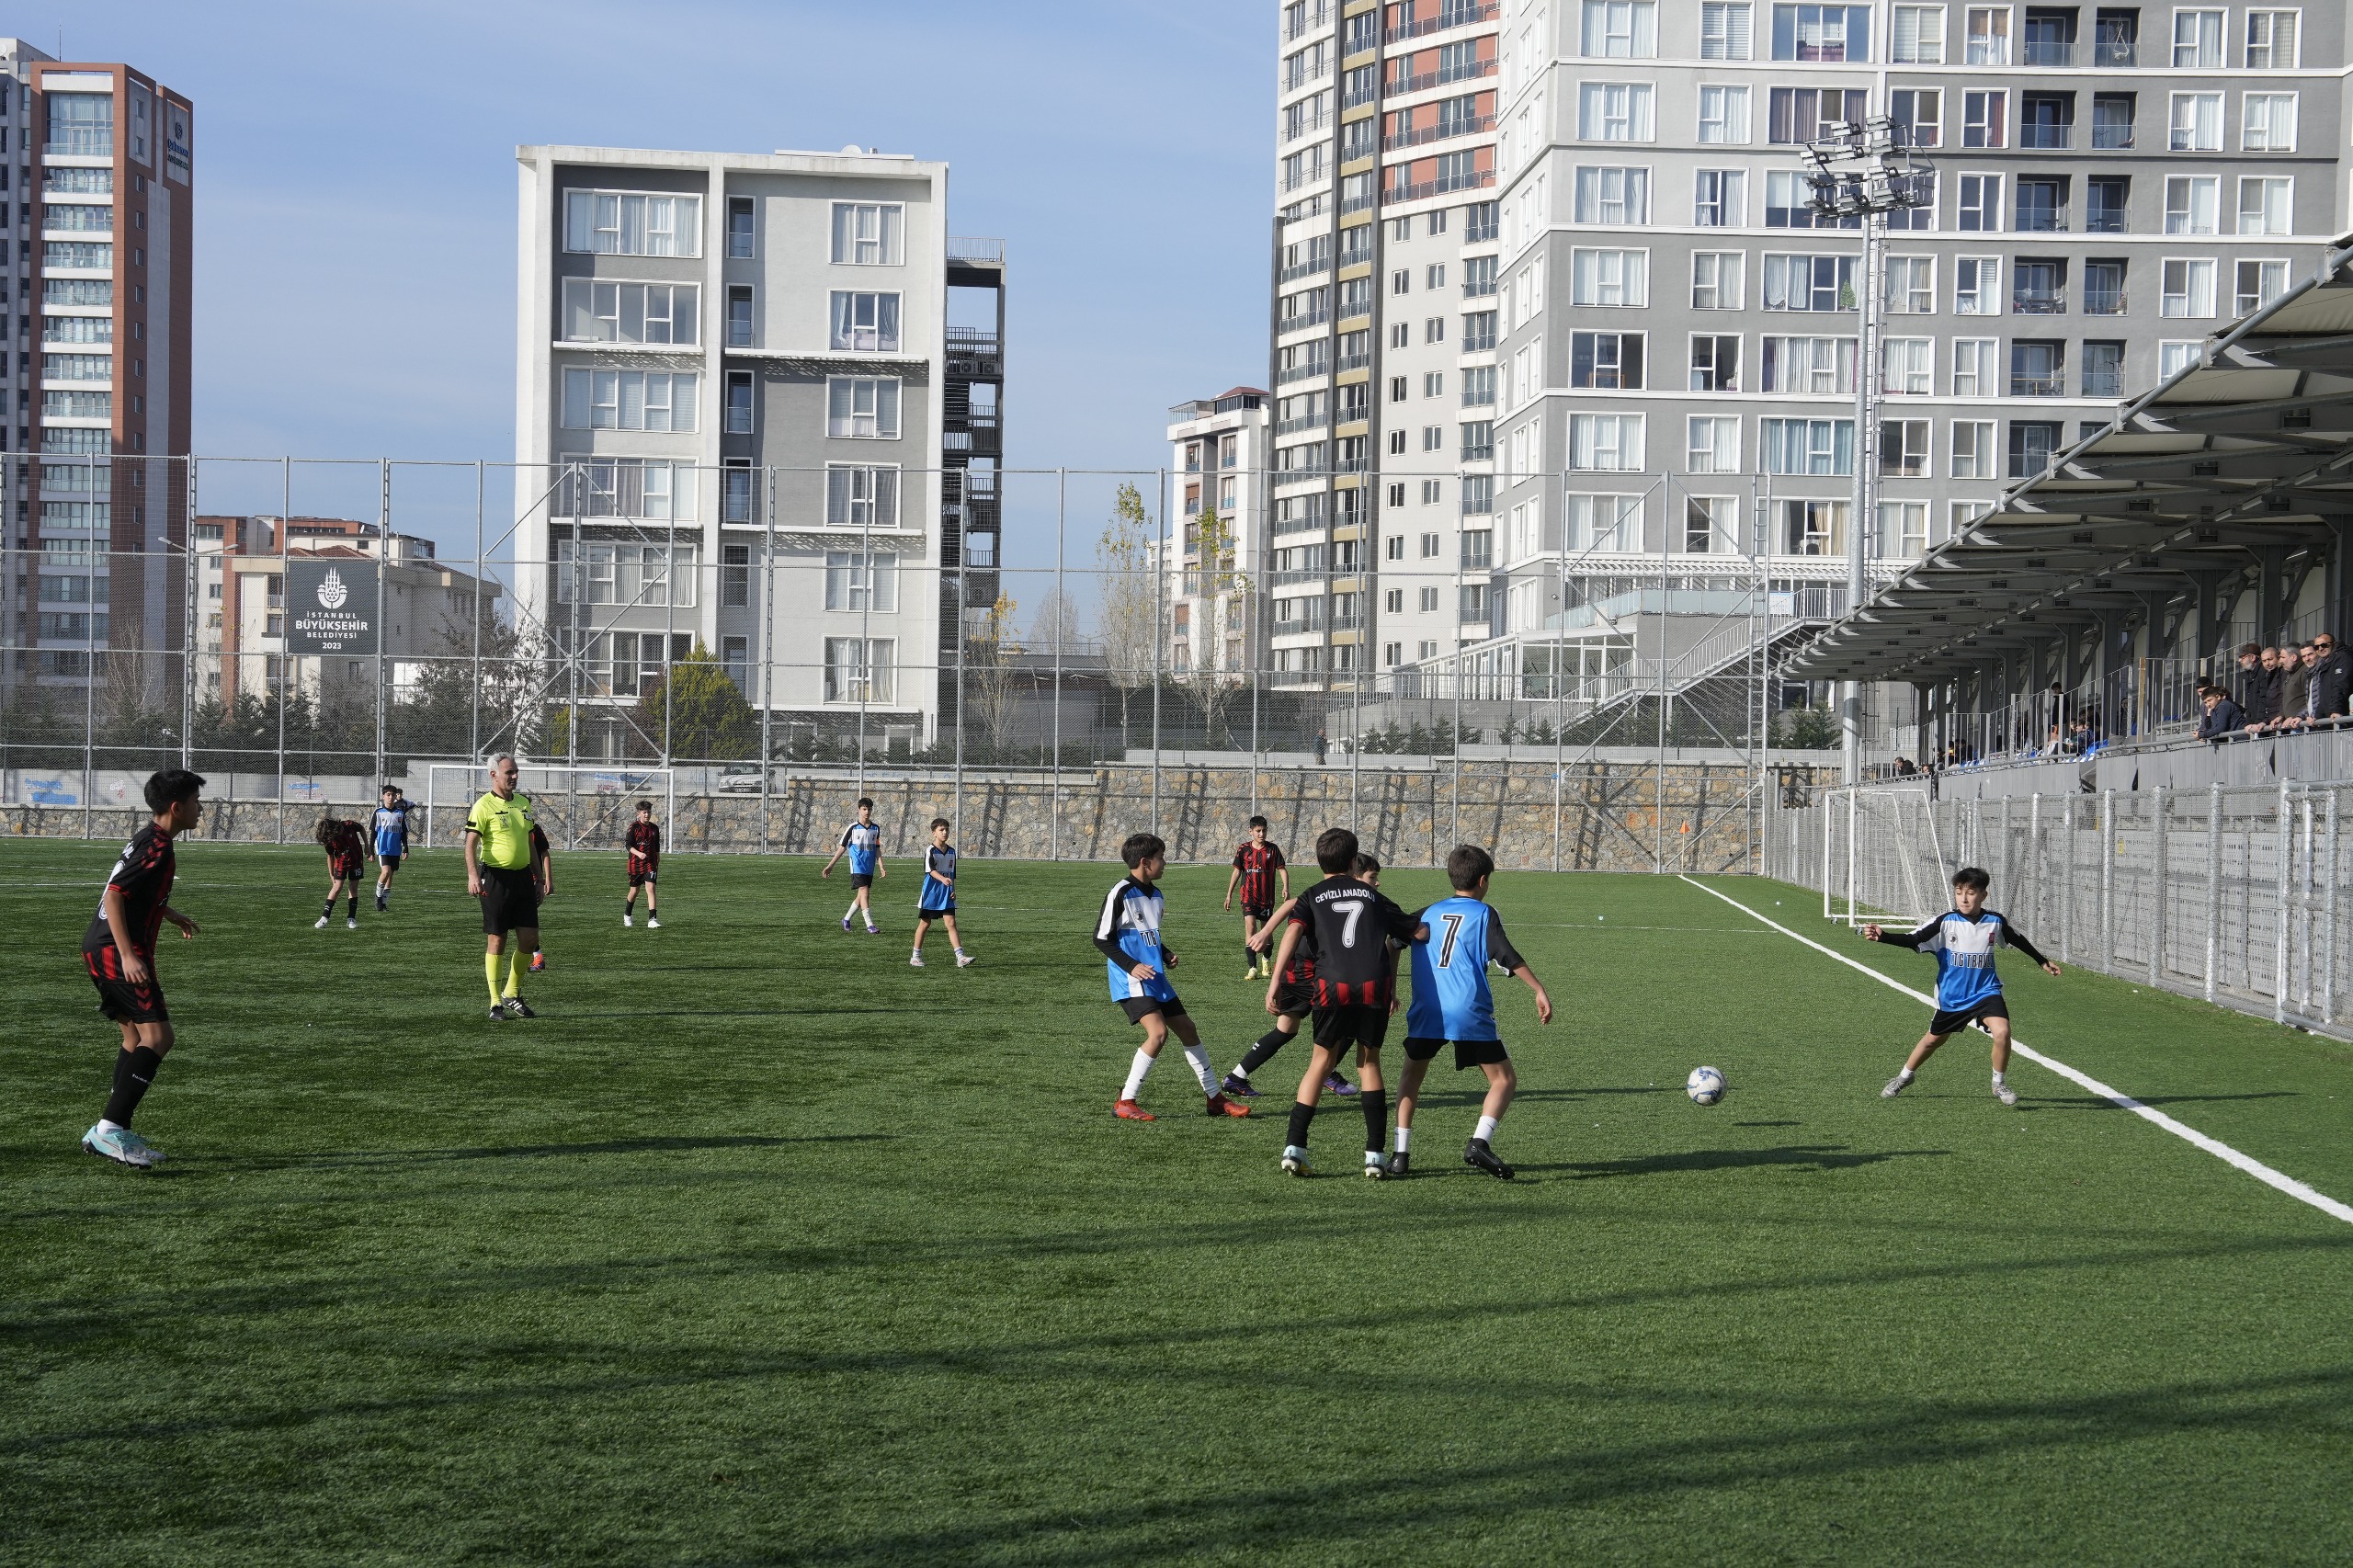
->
[1794, 236, 2353, 684]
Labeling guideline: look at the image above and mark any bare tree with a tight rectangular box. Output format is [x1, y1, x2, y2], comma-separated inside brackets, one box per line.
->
[965, 592, 1024, 761]
[1028, 588, 1086, 654]
[1095, 482, 1159, 747]
[1176, 506, 1250, 749]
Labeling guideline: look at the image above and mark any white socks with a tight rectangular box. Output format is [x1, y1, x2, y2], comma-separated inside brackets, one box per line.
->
[1121, 1048, 1154, 1102]
[1393, 1124, 1413, 1153]
[1182, 1044, 1219, 1096]
[97, 1119, 124, 1135]
[1897, 1067, 1917, 1083]
[1992, 1070, 2006, 1086]
[1474, 1113, 1500, 1143]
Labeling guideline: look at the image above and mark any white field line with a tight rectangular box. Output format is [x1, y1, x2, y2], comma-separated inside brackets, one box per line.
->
[1677, 874, 2353, 1230]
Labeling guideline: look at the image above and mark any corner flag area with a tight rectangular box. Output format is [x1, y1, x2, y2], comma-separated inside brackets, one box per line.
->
[6, 841, 2350, 1562]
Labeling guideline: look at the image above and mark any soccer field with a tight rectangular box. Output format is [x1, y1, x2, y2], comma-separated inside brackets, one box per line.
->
[6, 838, 2352, 1565]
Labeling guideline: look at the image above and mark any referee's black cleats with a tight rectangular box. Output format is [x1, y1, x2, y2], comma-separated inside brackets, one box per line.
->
[487, 1005, 506, 1023]
[1464, 1139, 1514, 1180]
[502, 997, 537, 1020]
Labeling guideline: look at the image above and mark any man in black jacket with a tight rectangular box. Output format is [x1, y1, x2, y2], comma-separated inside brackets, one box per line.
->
[2234, 643, 2273, 726]
[2198, 685, 2245, 742]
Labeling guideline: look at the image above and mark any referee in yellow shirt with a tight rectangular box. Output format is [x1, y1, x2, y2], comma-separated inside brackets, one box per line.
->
[465, 755, 546, 1020]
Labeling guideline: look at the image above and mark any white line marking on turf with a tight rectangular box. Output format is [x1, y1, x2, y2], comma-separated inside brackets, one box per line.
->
[1677, 874, 2353, 1230]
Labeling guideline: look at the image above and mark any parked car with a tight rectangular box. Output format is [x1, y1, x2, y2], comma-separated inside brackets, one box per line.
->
[716, 766, 767, 794]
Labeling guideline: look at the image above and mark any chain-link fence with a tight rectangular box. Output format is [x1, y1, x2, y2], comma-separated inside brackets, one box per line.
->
[1, 456, 1890, 868]
[1769, 782, 2353, 1039]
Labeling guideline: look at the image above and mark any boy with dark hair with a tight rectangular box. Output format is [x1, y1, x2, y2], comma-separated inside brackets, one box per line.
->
[1391, 844, 1553, 1179]
[1866, 867, 2061, 1108]
[821, 797, 885, 934]
[1264, 827, 1426, 1177]
[313, 814, 368, 929]
[82, 768, 206, 1167]
[911, 817, 974, 969]
[1096, 831, 1250, 1122]
[369, 783, 418, 913]
[623, 801, 662, 928]
[1224, 855, 1379, 1100]
[1223, 815, 1289, 978]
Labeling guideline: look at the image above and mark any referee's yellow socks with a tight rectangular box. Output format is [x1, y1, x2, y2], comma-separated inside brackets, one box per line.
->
[485, 951, 505, 1006]
[505, 949, 525, 998]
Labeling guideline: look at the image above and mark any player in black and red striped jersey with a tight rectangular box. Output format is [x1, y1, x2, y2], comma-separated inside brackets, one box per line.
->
[1222, 816, 1290, 979]
[313, 815, 369, 930]
[622, 801, 663, 929]
[1262, 828, 1427, 1178]
[1224, 851, 1390, 1101]
[81, 768, 206, 1168]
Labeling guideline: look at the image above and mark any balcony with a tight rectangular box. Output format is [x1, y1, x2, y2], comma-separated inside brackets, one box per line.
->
[1336, 349, 1372, 373]
[2011, 290, 2068, 315]
[1383, 113, 1495, 153]
[946, 237, 1005, 265]
[1270, 567, 1331, 587]
[1284, 106, 1334, 144]
[1385, 58, 1495, 97]
[1279, 256, 1334, 283]
[1461, 277, 1497, 299]
[1271, 508, 1328, 538]
[1337, 297, 1372, 322]
[1278, 307, 1332, 335]
[1461, 326, 1497, 353]
[44, 129, 112, 156]
[2021, 40, 2077, 66]
[1339, 189, 1377, 214]
[2092, 40, 2138, 67]
[2020, 124, 2073, 150]
[2009, 373, 2064, 397]
[1383, 167, 1495, 206]
[1283, 1, 1332, 42]
[2084, 289, 2127, 315]
[1385, 1, 1497, 43]
[1461, 436, 1495, 461]
[2083, 370, 2124, 398]
[2014, 206, 2069, 234]
[1277, 412, 1330, 436]
[1341, 77, 1378, 108]
[1279, 360, 1332, 384]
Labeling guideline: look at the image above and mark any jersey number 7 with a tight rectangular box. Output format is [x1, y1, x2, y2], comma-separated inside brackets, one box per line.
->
[1436, 911, 1464, 967]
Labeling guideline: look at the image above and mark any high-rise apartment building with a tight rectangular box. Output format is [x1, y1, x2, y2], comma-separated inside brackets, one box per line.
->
[3, 40, 195, 693]
[1270, 0, 1504, 691]
[1166, 388, 1271, 677]
[514, 143, 1004, 760]
[1475, 0, 2344, 700]
[1266, 2, 2346, 717]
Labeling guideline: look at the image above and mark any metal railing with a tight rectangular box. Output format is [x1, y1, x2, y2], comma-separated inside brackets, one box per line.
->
[1384, 114, 1495, 152]
[1384, 1, 1497, 43]
[45, 130, 113, 156]
[1385, 58, 1495, 97]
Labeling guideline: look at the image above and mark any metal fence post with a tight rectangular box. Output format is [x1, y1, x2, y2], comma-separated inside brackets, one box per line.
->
[2100, 789, 2116, 972]
[2274, 779, 2292, 1024]
[2325, 790, 2340, 1027]
[2059, 794, 2073, 964]
[2205, 782, 2222, 1003]
[2149, 782, 2166, 984]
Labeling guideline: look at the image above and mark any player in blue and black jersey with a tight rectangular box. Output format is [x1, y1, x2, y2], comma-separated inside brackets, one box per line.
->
[910, 816, 974, 969]
[1866, 866, 2061, 1108]
[1095, 831, 1249, 1122]
[1222, 816, 1289, 978]
[369, 783, 419, 913]
[821, 796, 885, 935]
[1391, 844, 1553, 1179]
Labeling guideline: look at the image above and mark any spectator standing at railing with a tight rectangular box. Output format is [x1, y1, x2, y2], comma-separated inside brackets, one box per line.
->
[2286, 642, 2349, 730]
[2315, 633, 2351, 702]
[2198, 684, 2245, 743]
[2269, 644, 2313, 734]
[2234, 643, 2275, 726]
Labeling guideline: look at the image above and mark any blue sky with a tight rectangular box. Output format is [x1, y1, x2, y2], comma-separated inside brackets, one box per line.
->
[45, 1, 1271, 559]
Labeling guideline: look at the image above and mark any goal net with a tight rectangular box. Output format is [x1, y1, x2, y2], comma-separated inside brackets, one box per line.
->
[1822, 786, 1949, 927]
[425, 764, 676, 852]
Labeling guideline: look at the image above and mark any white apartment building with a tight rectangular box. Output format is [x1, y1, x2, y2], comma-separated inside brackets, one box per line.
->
[1165, 388, 1271, 676]
[514, 143, 1005, 760]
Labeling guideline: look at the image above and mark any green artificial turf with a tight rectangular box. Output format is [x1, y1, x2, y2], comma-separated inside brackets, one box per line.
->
[5, 838, 2351, 1565]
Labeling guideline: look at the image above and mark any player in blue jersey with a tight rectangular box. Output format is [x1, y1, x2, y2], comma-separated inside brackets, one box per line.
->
[369, 784, 419, 913]
[1866, 866, 2061, 1108]
[1391, 844, 1553, 1179]
[1095, 831, 1250, 1123]
[820, 797, 886, 934]
[910, 816, 974, 969]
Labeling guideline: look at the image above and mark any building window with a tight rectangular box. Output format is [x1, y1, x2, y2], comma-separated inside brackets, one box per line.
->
[2160, 258, 2216, 318]
[2007, 420, 2063, 478]
[722, 463, 755, 524]
[2081, 340, 2125, 398]
[1768, 86, 1869, 145]
[829, 292, 903, 352]
[1880, 500, 1930, 559]
[2014, 178, 2066, 233]
[1569, 248, 1648, 306]
[2171, 7, 2222, 68]
[826, 465, 903, 528]
[1581, 0, 1658, 57]
[1891, 4, 1945, 61]
[1571, 332, 1644, 389]
[2238, 177, 2292, 237]
[827, 377, 901, 438]
[1700, 2, 1754, 58]
[721, 284, 753, 347]
[1957, 174, 2001, 233]
[1891, 88, 1941, 149]
[721, 635, 749, 687]
[2009, 339, 2063, 396]
[1689, 334, 1742, 392]
[2245, 10, 2298, 68]
[1962, 92, 2006, 148]
[1880, 419, 1930, 477]
[1569, 414, 1644, 471]
[724, 370, 755, 434]
[1571, 166, 1650, 224]
[2084, 258, 2127, 315]
[1693, 169, 1745, 227]
[2243, 93, 2298, 153]
[2236, 259, 2290, 315]
[1771, 4, 1870, 61]
[1881, 337, 1933, 394]
[1952, 256, 1997, 315]
[1950, 419, 1995, 478]
[1691, 251, 1745, 309]
[561, 369, 700, 432]
[2168, 93, 2221, 153]
[1779, 498, 1846, 555]
[1568, 494, 1643, 551]
[563, 190, 701, 256]
[2020, 92, 2074, 150]
[1760, 417, 1854, 475]
[1687, 416, 1740, 472]
[560, 280, 700, 346]
[1963, 6, 2010, 62]
[722, 544, 750, 607]
[2012, 257, 2066, 314]
[831, 203, 905, 266]
[1696, 85, 1749, 144]
[1461, 365, 1497, 406]
[2092, 93, 2134, 150]
[557, 458, 701, 520]
[726, 196, 755, 258]
[1761, 254, 1855, 312]
[1884, 256, 1935, 313]
[2158, 340, 2201, 380]
[1761, 335, 1857, 394]
[824, 638, 896, 704]
[2086, 176, 2128, 235]
[1578, 83, 1655, 142]
[824, 550, 900, 612]
[1950, 337, 1995, 396]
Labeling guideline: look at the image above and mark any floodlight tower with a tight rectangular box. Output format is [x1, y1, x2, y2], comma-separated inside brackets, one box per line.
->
[1801, 119, 1931, 784]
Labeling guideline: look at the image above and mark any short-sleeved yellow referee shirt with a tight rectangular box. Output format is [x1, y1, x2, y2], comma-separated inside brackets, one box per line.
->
[466, 790, 537, 870]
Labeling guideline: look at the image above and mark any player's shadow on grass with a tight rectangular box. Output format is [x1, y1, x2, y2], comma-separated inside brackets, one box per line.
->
[1537, 1144, 1949, 1179]
[2037, 1090, 2302, 1110]
[225, 1133, 894, 1171]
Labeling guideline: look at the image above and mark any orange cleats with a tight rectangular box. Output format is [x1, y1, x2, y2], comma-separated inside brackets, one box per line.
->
[1113, 1099, 1157, 1121]
[1207, 1094, 1252, 1118]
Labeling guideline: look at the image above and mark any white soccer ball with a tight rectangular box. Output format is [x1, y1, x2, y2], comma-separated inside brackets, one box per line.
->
[1686, 1066, 1726, 1106]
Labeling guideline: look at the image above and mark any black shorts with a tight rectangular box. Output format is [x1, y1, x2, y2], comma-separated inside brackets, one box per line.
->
[328, 854, 363, 880]
[1404, 1036, 1510, 1070]
[629, 868, 656, 888]
[1271, 979, 1313, 1017]
[1120, 995, 1188, 1025]
[1242, 901, 1274, 922]
[85, 949, 168, 1025]
[1313, 1002, 1389, 1052]
[1929, 996, 2009, 1037]
[850, 872, 875, 889]
[917, 901, 955, 917]
[379, 854, 403, 872]
[480, 867, 540, 934]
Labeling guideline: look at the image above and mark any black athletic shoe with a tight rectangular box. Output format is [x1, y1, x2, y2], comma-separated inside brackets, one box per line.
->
[1386, 1150, 1412, 1178]
[375, 895, 387, 913]
[487, 1005, 507, 1023]
[502, 997, 537, 1019]
[1464, 1138, 1515, 1180]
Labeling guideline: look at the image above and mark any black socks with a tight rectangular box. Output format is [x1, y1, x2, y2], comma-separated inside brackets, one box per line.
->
[1287, 1102, 1315, 1148]
[1362, 1088, 1389, 1153]
[104, 1045, 161, 1126]
[1240, 1029, 1290, 1076]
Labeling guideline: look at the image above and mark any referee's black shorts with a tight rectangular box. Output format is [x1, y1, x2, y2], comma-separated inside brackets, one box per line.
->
[480, 866, 540, 934]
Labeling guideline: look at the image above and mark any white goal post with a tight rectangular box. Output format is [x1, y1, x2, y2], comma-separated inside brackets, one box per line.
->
[426, 764, 676, 852]
[1822, 786, 1950, 928]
